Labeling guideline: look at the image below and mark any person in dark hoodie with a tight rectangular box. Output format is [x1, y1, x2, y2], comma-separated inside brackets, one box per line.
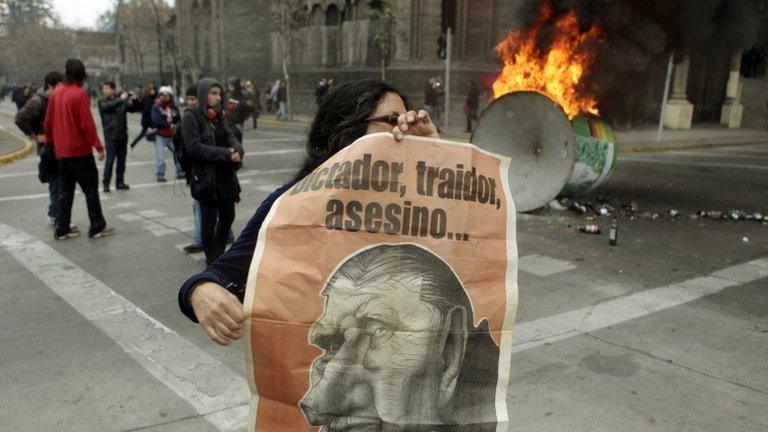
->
[98, 81, 140, 192]
[181, 77, 245, 264]
[15, 71, 67, 226]
[151, 86, 183, 182]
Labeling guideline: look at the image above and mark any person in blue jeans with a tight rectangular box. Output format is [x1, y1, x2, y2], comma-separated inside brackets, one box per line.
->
[151, 86, 183, 182]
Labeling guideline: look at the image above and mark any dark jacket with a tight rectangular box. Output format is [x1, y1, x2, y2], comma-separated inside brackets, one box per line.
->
[139, 94, 155, 128]
[98, 96, 140, 143]
[181, 77, 244, 203]
[151, 98, 181, 137]
[466, 85, 480, 111]
[16, 89, 56, 182]
[15, 89, 48, 136]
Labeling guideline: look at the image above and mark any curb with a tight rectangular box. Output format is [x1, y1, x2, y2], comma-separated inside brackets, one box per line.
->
[0, 121, 34, 166]
[619, 138, 768, 153]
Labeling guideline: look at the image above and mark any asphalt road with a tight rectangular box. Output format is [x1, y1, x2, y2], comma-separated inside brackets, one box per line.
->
[0, 109, 766, 431]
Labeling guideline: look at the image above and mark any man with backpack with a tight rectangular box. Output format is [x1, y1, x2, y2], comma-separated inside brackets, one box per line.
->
[175, 85, 236, 255]
[151, 86, 183, 182]
[15, 71, 67, 227]
[180, 78, 244, 264]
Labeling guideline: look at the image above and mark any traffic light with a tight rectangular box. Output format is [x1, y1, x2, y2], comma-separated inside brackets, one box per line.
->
[437, 34, 447, 60]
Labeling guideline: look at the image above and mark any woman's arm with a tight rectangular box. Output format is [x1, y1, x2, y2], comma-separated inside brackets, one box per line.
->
[178, 182, 295, 343]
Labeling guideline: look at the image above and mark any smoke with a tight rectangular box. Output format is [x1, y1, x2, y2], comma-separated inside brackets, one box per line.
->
[502, 0, 763, 125]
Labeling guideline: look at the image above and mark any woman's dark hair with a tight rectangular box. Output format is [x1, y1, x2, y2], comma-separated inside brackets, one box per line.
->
[64, 59, 87, 84]
[292, 79, 408, 182]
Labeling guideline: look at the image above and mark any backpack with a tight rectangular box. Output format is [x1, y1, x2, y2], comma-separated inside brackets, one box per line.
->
[172, 122, 190, 178]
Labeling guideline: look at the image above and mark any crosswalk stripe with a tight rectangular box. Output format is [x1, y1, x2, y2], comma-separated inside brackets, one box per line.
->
[512, 257, 768, 353]
[0, 223, 252, 431]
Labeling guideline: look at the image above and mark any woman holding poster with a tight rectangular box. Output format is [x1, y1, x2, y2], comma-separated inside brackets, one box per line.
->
[177, 80, 439, 343]
[177, 79, 517, 431]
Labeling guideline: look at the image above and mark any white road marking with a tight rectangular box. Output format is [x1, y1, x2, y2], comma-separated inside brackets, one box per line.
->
[117, 213, 142, 222]
[0, 224, 251, 432]
[0, 168, 294, 202]
[519, 254, 577, 277]
[142, 220, 178, 237]
[137, 209, 166, 218]
[620, 156, 768, 171]
[0, 149, 301, 179]
[512, 256, 768, 353]
[112, 201, 137, 209]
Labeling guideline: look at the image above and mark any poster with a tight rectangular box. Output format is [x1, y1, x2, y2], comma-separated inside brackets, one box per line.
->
[243, 132, 518, 431]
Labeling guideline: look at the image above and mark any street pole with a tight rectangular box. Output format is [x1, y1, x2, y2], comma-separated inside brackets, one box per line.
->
[445, 27, 452, 132]
[657, 52, 674, 142]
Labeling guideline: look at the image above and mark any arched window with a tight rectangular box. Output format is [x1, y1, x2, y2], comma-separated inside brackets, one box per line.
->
[326, 4, 341, 26]
[312, 4, 323, 26]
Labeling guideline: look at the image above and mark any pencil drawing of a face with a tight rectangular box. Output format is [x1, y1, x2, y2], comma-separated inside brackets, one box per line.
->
[300, 244, 500, 432]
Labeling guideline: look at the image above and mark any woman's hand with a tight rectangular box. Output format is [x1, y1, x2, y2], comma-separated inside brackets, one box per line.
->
[189, 282, 244, 346]
[393, 110, 439, 142]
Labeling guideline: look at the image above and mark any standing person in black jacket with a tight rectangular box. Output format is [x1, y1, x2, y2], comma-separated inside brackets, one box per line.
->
[130, 82, 156, 149]
[15, 71, 66, 225]
[98, 81, 140, 192]
[181, 77, 245, 264]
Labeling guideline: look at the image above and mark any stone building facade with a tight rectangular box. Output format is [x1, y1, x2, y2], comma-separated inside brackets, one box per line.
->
[174, 0, 513, 118]
[174, 0, 273, 91]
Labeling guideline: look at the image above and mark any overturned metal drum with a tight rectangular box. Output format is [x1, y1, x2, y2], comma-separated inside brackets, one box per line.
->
[472, 91, 576, 212]
[561, 114, 618, 197]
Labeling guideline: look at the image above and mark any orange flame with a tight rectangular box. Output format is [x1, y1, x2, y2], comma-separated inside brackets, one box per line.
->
[492, 2, 600, 119]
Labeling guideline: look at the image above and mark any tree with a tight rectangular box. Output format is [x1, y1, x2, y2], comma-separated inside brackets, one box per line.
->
[0, 0, 58, 30]
[368, 0, 406, 80]
[117, 0, 171, 82]
[0, 24, 73, 82]
[270, 0, 310, 121]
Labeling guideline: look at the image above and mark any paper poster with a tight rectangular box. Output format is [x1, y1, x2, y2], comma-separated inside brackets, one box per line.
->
[243, 132, 518, 431]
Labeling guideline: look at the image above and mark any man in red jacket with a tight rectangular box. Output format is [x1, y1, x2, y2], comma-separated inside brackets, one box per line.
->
[44, 59, 114, 240]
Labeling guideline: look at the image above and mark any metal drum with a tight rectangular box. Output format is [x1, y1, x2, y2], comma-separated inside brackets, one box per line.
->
[471, 91, 577, 212]
[561, 114, 618, 197]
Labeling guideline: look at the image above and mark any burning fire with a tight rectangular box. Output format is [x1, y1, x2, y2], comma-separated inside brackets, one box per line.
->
[492, 2, 600, 119]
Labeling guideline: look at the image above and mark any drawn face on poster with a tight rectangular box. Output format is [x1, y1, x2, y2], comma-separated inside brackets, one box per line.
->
[300, 244, 500, 432]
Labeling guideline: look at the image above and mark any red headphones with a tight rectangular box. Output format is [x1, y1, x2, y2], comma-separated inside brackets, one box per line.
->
[205, 108, 217, 120]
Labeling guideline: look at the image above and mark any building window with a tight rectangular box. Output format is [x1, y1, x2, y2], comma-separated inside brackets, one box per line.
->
[326, 4, 341, 26]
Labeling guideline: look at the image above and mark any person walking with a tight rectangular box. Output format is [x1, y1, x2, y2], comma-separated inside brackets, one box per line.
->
[315, 77, 328, 104]
[15, 71, 67, 227]
[130, 82, 156, 149]
[44, 59, 114, 240]
[98, 81, 140, 192]
[243, 80, 262, 130]
[464, 80, 480, 133]
[151, 86, 183, 182]
[270, 80, 281, 116]
[276, 81, 287, 120]
[181, 78, 244, 264]
[264, 81, 274, 114]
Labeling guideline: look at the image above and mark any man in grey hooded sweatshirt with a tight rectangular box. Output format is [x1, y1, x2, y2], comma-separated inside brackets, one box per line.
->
[181, 77, 245, 264]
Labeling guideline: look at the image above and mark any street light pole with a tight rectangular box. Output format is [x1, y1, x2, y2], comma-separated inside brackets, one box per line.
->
[657, 52, 674, 142]
[445, 27, 452, 132]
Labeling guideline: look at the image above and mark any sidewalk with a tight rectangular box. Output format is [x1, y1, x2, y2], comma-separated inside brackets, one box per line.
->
[0, 124, 33, 166]
[258, 113, 768, 153]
